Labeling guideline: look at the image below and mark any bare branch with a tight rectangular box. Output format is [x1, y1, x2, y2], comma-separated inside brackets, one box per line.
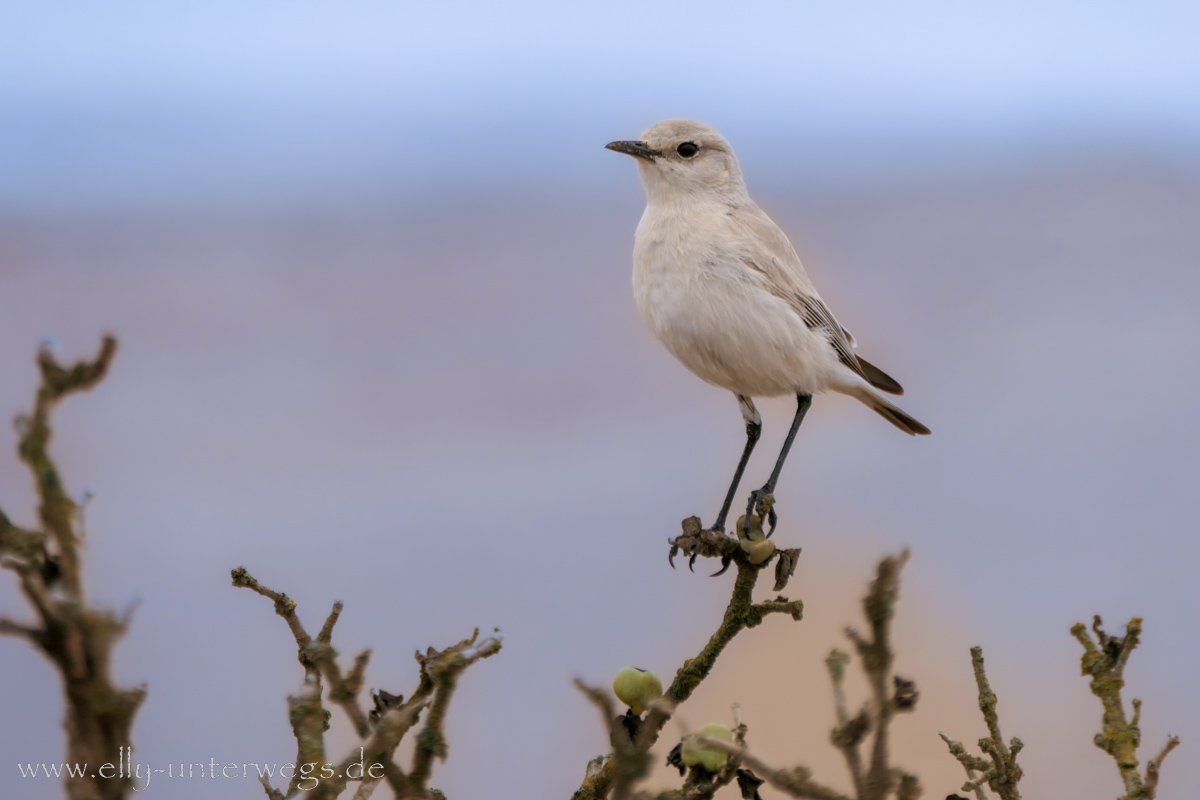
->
[0, 511, 47, 563]
[708, 704, 750, 792]
[574, 550, 920, 800]
[350, 777, 383, 800]
[1, 336, 144, 800]
[232, 567, 327, 796]
[1071, 616, 1163, 799]
[574, 516, 803, 800]
[258, 774, 285, 800]
[305, 601, 373, 738]
[321, 648, 373, 739]
[575, 679, 643, 800]
[0, 616, 44, 647]
[323, 698, 427, 799]
[663, 534, 803, 712]
[692, 739, 853, 800]
[235, 561, 502, 800]
[1143, 735, 1180, 797]
[826, 649, 865, 797]
[829, 551, 912, 800]
[940, 646, 1022, 800]
[407, 629, 505, 792]
[316, 601, 342, 644]
[231, 566, 312, 650]
[21, 336, 117, 599]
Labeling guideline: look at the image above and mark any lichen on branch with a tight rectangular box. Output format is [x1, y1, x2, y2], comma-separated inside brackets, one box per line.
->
[1071, 616, 1179, 800]
[573, 541, 920, 800]
[233, 566, 501, 799]
[672, 552, 920, 800]
[1, 336, 142, 800]
[939, 646, 1023, 800]
[572, 516, 804, 800]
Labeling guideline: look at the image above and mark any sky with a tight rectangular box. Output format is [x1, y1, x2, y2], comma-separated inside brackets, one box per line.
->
[2, 3, 1199, 800]
[1, 2, 1199, 211]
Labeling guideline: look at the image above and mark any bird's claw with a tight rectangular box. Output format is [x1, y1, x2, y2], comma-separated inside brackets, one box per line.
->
[741, 490, 760, 538]
[671, 516, 736, 578]
[744, 488, 777, 538]
[765, 505, 778, 538]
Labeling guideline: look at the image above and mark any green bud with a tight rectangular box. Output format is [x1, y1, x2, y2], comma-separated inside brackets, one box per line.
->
[681, 722, 732, 772]
[736, 516, 776, 564]
[612, 666, 663, 715]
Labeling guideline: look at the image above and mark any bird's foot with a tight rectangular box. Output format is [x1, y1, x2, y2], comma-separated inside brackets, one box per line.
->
[742, 489, 777, 539]
[668, 516, 740, 576]
[701, 519, 736, 575]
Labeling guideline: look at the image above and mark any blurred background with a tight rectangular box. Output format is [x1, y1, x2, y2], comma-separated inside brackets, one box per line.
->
[2, 2, 1198, 798]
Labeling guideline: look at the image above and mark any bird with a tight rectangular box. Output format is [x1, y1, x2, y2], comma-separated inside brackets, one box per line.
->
[607, 119, 929, 538]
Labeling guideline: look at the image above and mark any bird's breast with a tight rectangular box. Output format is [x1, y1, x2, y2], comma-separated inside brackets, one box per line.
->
[630, 210, 713, 333]
[628, 204, 842, 398]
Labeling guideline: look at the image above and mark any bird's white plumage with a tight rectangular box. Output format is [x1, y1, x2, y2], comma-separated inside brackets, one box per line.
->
[634, 194, 845, 398]
[616, 119, 929, 435]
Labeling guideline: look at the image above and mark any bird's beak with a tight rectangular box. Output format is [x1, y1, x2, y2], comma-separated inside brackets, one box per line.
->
[605, 140, 662, 162]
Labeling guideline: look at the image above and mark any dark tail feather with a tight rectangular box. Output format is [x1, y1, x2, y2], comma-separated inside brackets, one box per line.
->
[851, 385, 931, 436]
[856, 356, 904, 395]
[871, 401, 931, 436]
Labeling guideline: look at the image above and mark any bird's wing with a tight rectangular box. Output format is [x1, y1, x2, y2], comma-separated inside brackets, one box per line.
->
[732, 204, 903, 395]
[790, 290, 872, 382]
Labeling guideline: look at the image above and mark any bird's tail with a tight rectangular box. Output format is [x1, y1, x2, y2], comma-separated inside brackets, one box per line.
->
[847, 385, 931, 436]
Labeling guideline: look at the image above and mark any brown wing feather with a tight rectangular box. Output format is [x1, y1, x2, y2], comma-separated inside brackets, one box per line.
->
[856, 356, 904, 395]
[741, 256, 904, 394]
[794, 295, 870, 381]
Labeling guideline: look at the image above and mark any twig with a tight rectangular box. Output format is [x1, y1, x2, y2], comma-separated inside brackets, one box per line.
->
[323, 648, 373, 739]
[843, 550, 911, 800]
[1143, 735, 1180, 797]
[21, 336, 117, 598]
[1, 337, 144, 800]
[232, 567, 327, 796]
[572, 517, 803, 800]
[574, 549, 917, 800]
[308, 600, 374, 738]
[406, 628, 505, 792]
[826, 649, 866, 797]
[711, 552, 916, 800]
[350, 776, 383, 800]
[1071, 616, 1180, 799]
[0, 616, 45, 646]
[231, 567, 312, 649]
[236, 569, 503, 800]
[575, 679, 646, 800]
[692, 739, 852, 800]
[259, 774, 286, 800]
[708, 703, 749, 792]
[940, 646, 1022, 800]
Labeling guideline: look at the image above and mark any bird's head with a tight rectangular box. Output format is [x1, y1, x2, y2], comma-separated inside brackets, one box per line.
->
[606, 119, 746, 204]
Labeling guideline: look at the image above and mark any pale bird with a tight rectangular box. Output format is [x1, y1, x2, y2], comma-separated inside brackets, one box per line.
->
[607, 119, 929, 537]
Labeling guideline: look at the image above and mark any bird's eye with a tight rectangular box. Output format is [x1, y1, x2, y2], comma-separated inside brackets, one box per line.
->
[677, 142, 700, 158]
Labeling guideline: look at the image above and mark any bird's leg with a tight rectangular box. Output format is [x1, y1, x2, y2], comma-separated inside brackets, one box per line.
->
[744, 393, 812, 538]
[710, 395, 761, 533]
